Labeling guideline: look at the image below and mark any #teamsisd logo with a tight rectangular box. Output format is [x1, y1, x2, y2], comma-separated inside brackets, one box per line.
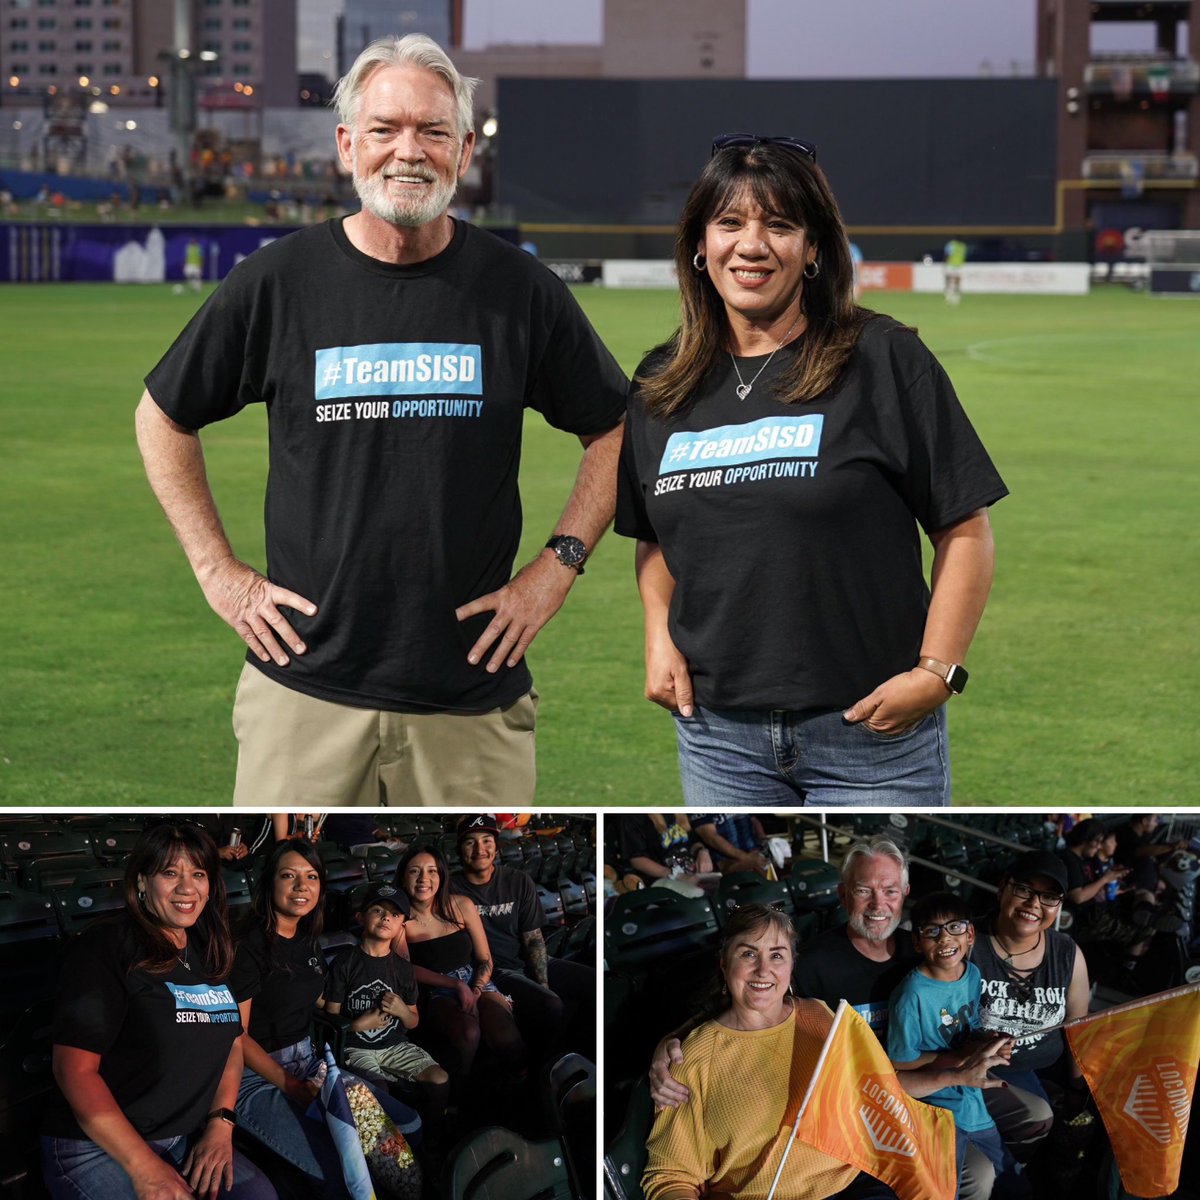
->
[1122, 1058, 1192, 1145]
[858, 1074, 919, 1158]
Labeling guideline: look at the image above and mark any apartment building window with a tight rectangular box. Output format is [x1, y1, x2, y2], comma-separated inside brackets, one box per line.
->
[203, 16, 220, 29]
[37, 61, 55, 74]
[74, 16, 91, 27]
[73, 39, 90, 50]
[9, 17, 30, 29]
[37, 38, 53, 49]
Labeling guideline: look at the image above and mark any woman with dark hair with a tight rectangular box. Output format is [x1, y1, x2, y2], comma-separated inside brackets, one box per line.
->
[643, 903, 896, 1200]
[42, 823, 275, 1200]
[616, 134, 1007, 805]
[231, 837, 418, 1198]
[392, 845, 526, 1083]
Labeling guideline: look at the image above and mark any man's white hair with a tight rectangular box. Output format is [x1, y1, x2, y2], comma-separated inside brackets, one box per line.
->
[333, 34, 478, 138]
[840, 837, 910, 890]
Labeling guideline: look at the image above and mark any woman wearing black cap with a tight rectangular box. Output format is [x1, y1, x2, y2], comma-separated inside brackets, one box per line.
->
[972, 851, 1091, 1157]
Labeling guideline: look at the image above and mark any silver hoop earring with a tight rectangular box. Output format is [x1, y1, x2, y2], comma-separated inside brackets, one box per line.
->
[803, 259, 819, 279]
[693, 252, 707, 273]
[137, 889, 146, 903]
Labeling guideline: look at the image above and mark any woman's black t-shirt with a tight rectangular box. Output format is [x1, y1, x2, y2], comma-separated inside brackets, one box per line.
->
[230, 924, 326, 1052]
[616, 317, 1008, 711]
[45, 915, 241, 1140]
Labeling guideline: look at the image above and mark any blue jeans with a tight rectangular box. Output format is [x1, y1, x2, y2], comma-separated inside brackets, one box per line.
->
[674, 704, 950, 805]
[42, 1132, 276, 1200]
[236, 1037, 421, 1200]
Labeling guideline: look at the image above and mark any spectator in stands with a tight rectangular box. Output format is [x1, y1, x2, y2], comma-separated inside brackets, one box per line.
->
[616, 134, 1006, 805]
[1113, 813, 1187, 900]
[1058, 820, 1151, 975]
[392, 845, 527, 1089]
[323, 883, 450, 1140]
[616, 814, 716, 897]
[651, 838, 1047, 1186]
[231, 837, 418, 1198]
[972, 853, 1091, 1108]
[643, 902, 899, 1200]
[42, 823, 276, 1200]
[135, 34, 626, 808]
[451, 814, 596, 1059]
[689, 813, 769, 875]
[888, 891, 1017, 1200]
[943, 237, 967, 304]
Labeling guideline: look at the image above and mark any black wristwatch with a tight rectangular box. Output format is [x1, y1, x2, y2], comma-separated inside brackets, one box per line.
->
[545, 534, 588, 575]
[205, 1107, 237, 1127]
[916, 656, 969, 695]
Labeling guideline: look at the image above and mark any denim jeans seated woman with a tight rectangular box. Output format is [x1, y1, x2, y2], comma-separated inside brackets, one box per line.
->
[236, 1036, 421, 1200]
[42, 1130, 277, 1200]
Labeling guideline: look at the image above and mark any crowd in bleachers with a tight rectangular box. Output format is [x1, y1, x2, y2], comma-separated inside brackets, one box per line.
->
[0, 812, 596, 1200]
[604, 811, 1200, 1200]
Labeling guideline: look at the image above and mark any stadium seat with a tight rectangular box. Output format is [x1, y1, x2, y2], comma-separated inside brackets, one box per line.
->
[360, 844, 400, 881]
[603, 1078, 652, 1200]
[558, 877, 588, 921]
[443, 1126, 572, 1200]
[222, 867, 254, 920]
[51, 877, 126, 937]
[543, 1053, 596, 1200]
[0, 828, 92, 872]
[786, 859, 841, 913]
[89, 826, 143, 866]
[604, 889, 719, 975]
[499, 840, 525, 870]
[537, 883, 566, 929]
[714, 870, 793, 926]
[18, 853, 105, 894]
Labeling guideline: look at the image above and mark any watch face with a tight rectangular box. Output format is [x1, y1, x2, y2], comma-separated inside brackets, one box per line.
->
[946, 664, 969, 694]
[551, 536, 587, 567]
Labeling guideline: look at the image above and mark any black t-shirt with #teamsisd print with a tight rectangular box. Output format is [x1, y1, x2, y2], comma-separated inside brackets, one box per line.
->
[44, 915, 242, 1140]
[146, 217, 627, 715]
[616, 317, 1008, 712]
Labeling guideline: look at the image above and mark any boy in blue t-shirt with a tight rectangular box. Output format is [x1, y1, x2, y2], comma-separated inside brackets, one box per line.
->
[888, 892, 1016, 1200]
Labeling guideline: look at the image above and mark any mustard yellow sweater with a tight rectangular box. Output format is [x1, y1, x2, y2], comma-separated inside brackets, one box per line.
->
[643, 1000, 859, 1200]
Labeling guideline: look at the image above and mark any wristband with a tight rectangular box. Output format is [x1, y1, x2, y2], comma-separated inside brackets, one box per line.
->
[916, 656, 969, 695]
[205, 1107, 237, 1127]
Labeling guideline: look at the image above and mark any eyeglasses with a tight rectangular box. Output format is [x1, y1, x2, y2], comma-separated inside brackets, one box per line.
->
[711, 133, 818, 163]
[916, 919, 971, 939]
[1007, 881, 1064, 908]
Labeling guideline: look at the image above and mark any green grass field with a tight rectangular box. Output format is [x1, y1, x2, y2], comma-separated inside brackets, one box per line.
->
[1, 283, 1196, 806]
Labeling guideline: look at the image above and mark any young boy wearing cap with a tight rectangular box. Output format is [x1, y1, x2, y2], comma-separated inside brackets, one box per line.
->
[323, 882, 450, 1121]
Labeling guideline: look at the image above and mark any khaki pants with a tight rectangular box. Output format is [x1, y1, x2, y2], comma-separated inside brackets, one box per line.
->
[231, 664, 537, 806]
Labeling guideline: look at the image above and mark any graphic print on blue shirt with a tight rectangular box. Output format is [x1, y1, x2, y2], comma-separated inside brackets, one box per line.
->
[654, 415, 824, 495]
[164, 981, 241, 1024]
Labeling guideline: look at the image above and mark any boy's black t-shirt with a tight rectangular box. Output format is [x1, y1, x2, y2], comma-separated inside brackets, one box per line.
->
[146, 217, 627, 714]
[323, 944, 418, 1052]
[616, 317, 1008, 711]
[44, 915, 242, 1140]
[230, 924, 326, 1051]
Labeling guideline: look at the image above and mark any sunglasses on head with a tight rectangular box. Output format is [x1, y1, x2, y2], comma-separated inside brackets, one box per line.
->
[1007, 880, 1064, 908]
[711, 133, 818, 163]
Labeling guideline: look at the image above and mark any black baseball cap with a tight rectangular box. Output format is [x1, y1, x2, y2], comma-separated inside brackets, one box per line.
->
[1005, 851, 1068, 895]
[357, 882, 411, 918]
[457, 814, 500, 844]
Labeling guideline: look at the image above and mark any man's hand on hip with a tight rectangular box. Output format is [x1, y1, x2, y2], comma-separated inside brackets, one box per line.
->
[456, 551, 576, 673]
[199, 556, 317, 666]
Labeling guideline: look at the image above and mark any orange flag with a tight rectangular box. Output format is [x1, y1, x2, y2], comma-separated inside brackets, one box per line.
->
[1065, 983, 1200, 1198]
[775, 1000, 957, 1200]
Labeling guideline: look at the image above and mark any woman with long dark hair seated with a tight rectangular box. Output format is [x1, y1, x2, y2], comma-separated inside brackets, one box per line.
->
[231, 837, 419, 1198]
[42, 823, 276, 1200]
[392, 844, 527, 1085]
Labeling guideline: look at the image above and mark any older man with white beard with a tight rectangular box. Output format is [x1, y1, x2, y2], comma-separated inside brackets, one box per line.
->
[135, 35, 626, 805]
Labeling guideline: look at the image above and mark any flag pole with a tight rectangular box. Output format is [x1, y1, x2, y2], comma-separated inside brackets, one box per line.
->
[765, 999, 846, 1200]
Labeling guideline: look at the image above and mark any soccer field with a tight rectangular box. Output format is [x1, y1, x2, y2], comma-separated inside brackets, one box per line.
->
[0, 283, 1196, 806]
